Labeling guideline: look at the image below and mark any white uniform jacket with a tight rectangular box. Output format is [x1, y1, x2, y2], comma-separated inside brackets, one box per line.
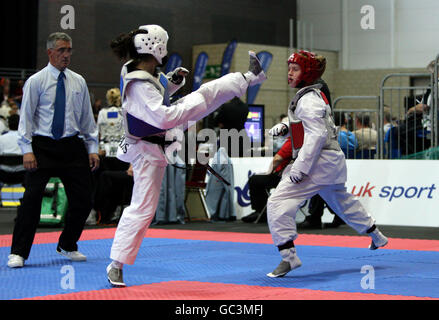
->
[118, 67, 248, 167]
[290, 89, 347, 185]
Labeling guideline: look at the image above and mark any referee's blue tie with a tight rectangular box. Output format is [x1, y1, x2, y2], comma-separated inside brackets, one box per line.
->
[52, 71, 66, 140]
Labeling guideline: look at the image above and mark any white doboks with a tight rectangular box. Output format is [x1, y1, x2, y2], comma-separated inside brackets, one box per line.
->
[117, 51, 266, 166]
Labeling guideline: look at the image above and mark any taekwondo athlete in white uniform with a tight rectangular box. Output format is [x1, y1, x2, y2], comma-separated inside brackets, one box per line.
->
[266, 50, 388, 278]
[106, 24, 267, 287]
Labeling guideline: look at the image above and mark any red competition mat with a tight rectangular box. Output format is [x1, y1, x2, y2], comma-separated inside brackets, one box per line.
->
[1, 228, 439, 251]
[1, 228, 439, 301]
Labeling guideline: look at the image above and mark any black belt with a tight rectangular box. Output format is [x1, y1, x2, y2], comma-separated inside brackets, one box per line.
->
[141, 135, 173, 147]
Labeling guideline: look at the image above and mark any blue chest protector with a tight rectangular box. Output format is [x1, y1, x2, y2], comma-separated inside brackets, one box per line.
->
[122, 71, 171, 140]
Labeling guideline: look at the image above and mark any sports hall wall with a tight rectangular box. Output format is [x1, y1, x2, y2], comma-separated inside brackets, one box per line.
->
[193, 43, 425, 128]
[17, 0, 436, 123]
[34, 0, 297, 101]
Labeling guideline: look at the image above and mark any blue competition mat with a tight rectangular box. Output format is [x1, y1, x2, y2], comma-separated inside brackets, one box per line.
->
[0, 237, 438, 300]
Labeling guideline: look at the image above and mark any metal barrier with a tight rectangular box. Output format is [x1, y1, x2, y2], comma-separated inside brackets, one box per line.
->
[333, 72, 436, 160]
[333, 96, 380, 159]
[379, 73, 433, 159]
[433, 54, 439, 149]
[3, 64, 439, 161]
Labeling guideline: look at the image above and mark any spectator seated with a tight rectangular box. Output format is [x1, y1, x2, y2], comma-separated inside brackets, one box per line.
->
[383, 125, 401, 159]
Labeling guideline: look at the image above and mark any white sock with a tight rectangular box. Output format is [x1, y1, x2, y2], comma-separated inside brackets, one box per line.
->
[371, 228, 384, 238]
[111, 260, 124, 270]
[280, 248, 297, 262]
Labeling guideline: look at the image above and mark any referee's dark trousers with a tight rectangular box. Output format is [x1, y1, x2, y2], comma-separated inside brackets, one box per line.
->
[11, 135, 93, 259]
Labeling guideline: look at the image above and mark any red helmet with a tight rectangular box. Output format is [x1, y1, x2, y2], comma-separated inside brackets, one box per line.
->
[288, 50, 326, 86]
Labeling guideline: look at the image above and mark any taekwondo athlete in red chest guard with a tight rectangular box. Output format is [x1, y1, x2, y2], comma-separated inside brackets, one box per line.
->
[266, 50, 388, 278]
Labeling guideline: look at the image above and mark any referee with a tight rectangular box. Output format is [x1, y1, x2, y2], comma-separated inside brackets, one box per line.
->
[7, 32, 99, 268]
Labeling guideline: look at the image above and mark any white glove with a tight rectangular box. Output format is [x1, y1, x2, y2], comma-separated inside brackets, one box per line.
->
[243, 51, 267, 86]
[167, 67, 190, 85]
[290, 167, 304, 184]
[269, 123, 288, 136]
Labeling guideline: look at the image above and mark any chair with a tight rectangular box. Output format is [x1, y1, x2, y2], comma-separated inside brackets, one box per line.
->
[0, 155, 25, 207]
[0, 184, 24, 207]
[254, 188, 271, 224]
[184, 157, 210, 221]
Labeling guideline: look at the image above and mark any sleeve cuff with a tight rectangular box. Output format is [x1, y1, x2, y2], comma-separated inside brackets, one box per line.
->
[87, 144, 99, 154]
[292, 160, 310, 175]
[20, 143, 33, 154]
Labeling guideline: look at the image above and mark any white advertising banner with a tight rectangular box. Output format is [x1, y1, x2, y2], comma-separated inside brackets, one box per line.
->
[230, 157, 272, 220]
[229, 158, 439, 227]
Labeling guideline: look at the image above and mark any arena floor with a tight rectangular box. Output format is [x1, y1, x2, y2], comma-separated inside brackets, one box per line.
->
[1, 207, 438, 310]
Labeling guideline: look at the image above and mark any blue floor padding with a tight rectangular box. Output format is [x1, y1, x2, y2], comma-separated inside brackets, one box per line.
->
[0, 237, 438, 300]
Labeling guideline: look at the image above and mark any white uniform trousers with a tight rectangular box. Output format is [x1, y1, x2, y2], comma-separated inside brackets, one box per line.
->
[110, 155, 166, 265]
[267, 164, 375, 247]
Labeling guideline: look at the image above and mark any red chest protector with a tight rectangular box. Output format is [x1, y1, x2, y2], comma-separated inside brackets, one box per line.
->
[288, 84, 329, 157]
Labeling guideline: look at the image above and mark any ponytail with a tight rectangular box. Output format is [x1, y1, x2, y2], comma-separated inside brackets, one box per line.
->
[315, 55, 326, 76]
[110, 29, 149, 61]
[110, 32, 132, 60]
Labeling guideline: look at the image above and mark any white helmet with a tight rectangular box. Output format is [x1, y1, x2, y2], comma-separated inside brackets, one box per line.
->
[134, 25, 168, 64]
